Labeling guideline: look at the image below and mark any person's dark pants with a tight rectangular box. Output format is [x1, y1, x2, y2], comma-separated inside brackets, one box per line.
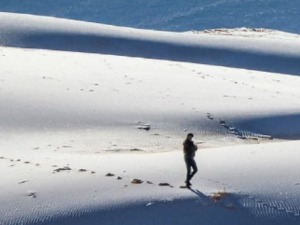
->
[184, 155, 198, 183]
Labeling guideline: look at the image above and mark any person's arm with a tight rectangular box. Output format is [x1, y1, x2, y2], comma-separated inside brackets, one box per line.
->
[183, 142, 188, 153]
[194, 143, 198, 151]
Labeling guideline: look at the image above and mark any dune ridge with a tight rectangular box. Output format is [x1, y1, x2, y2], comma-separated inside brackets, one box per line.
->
[1, 12, 300, 75]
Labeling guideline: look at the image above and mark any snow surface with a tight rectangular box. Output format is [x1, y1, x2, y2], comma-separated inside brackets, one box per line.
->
[1, 13, 300, 75]
[1, 13, 300, 225]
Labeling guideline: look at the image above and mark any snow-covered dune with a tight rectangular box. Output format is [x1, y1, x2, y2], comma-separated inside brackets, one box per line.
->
[1, 12, 300, 225]
[1, 12, 300, 75]
[1, 0, 300, 34]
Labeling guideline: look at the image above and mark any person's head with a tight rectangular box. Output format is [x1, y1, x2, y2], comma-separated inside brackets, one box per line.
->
[187, 133, 194, 140]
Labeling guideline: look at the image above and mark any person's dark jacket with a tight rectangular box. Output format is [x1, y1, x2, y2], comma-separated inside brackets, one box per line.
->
[183, 139, 197, 157]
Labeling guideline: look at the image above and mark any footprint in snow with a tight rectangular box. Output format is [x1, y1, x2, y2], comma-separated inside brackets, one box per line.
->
[136, 122, 151, 131]
[207, 113, 214, 120]
[53, 166, 72, 173]
[18, 180, 29, 184]
[27, 192, 37, 198]
[106, 173, 115, 177]
[158, 183, 173, 188]
[62, 145, 72, 148]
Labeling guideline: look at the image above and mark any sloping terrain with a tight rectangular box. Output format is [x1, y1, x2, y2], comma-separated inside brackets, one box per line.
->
[1, 0, 299, 33]
[0, 13, 300, 225]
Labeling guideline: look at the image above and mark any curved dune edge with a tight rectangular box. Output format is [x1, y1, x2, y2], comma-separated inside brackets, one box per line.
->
[1, 12, 300, 75]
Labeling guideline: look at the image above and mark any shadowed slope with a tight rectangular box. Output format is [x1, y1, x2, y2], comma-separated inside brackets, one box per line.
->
[1, 13, 300, 75]
[22, 192, 299, 225]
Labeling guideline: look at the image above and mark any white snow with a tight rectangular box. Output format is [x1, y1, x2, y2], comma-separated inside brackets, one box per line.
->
[1, 12, 300, 75]
[0, 12, 300, 225]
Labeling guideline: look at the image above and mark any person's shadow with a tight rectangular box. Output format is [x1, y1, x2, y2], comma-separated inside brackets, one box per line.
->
[188, 188, 212, 205]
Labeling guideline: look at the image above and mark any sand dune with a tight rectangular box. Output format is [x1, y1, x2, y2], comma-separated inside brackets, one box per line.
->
[1, 12, 300, 75]
[1, 13, 300, 225]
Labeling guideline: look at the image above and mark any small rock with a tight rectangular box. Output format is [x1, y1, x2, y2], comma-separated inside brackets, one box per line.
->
[146, 181, 153, 184]
[212, 190, 229, 202]
[78, 169, 87, 172]
[117, 176, 122, 180]
[106, 173, 115, 177]
[91, 171, 96, 174]
[131, 179, 143, 184]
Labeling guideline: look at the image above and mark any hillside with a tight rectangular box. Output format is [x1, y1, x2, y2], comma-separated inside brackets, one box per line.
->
[1, 0, 299, 33]
[1, 12, 300, 225]
[1, 13, 300, 75]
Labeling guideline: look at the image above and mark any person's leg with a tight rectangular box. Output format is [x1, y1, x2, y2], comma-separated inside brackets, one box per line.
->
[184, 157, 192, 184]
[189, 158, 198, 180]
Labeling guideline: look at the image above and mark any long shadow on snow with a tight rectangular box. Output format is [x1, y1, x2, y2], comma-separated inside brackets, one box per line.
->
[25, 189, 298, 225]
[6, 32, 300, 76]
[233, 113, 300, 140]
[185, 113, 300, 140]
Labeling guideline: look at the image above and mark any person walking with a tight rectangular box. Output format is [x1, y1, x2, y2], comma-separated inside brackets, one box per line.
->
[183, 133, 198, 188]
